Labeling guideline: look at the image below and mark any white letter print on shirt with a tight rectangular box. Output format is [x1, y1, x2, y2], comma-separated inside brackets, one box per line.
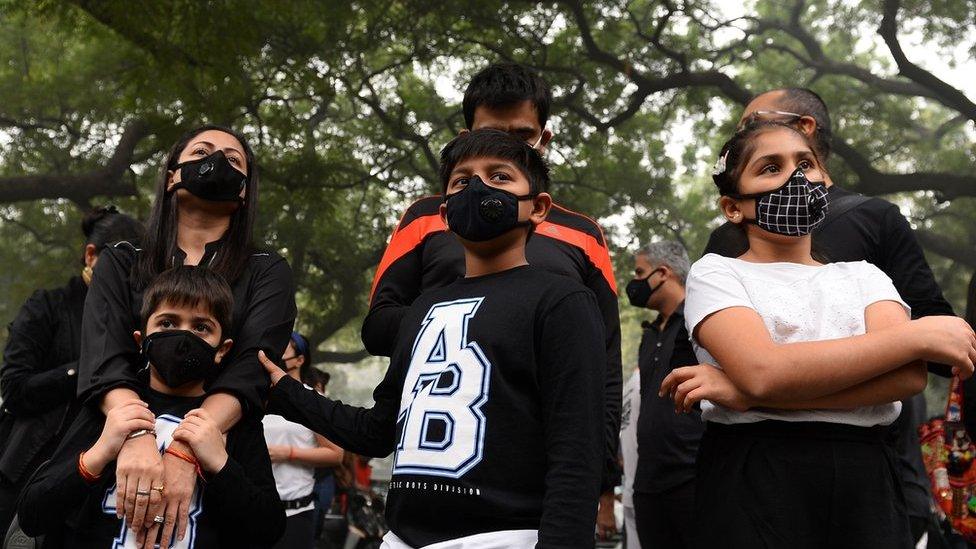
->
[102, 414, 203, 548]
[393, 298, 491, 478]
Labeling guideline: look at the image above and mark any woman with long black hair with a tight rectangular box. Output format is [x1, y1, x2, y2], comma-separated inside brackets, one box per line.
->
[77, 125, 296, 549]
[0, 206, 143, 536]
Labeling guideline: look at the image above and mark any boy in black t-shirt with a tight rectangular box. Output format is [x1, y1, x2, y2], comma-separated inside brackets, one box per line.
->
[263, 129, 606, 548]
[19, 266, 284, 548]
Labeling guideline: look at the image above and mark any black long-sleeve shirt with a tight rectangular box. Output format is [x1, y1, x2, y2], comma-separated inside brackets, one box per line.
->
[0, 276, 87, 485]
[76, 240, 296, 414]
[703, 184, 951, 521]
[18, 388, 285, 548]
[361, 196, 622, 491]
[275, 265, 606, 548]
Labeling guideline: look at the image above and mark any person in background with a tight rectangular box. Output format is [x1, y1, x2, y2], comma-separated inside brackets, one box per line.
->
[625, 240, 701, 549]
[302, 367, 337, 541]
[263, 332, 344, 549]
[618, 368, 641, 549]
[703, 88, 953, 544]
[0, 205, 143, 536]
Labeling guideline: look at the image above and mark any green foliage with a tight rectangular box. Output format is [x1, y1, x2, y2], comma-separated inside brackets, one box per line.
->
[0, 0, 973, 362]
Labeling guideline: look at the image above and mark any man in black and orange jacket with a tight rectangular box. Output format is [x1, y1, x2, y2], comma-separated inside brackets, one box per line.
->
[361, 63, 623, 534]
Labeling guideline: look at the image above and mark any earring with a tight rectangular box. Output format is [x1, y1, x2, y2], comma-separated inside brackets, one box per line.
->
[82, 265, 93, 285]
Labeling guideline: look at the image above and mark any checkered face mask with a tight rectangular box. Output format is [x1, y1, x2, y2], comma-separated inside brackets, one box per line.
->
[730, 167, 829, 237]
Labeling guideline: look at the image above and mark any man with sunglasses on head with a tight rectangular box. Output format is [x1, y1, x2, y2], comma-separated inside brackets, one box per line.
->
[362, 62, 623, 540]
[703, 87, 955, 545]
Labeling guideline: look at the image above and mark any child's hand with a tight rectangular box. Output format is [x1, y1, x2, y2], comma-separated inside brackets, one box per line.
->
[267, 444, 291, 463]
[659, 364, 753, 413]
[259, 350, 286, 387]
[172, 409, 228, 474]
[86, 400, 156, 476]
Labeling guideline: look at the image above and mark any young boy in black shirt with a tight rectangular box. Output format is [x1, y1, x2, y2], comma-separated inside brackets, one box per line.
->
[263, 129, 606, 548]
[19, 266, 284, 548]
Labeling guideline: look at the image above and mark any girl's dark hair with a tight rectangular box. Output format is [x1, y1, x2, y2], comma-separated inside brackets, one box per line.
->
[712, 121, 826, 196]
[80, 205, 145, 264]
[133, 125, 258, 289]
[288, 332, 316, 384]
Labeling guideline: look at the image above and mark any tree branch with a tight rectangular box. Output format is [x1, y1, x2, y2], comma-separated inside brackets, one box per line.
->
[318, 348, 370, 364]
[914, 228, 976, 269]
[879, 0, 976, 122]
[0, 119, 150, 204]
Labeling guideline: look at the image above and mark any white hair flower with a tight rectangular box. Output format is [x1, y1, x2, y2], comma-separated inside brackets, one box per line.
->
[712, 150, 729, 176]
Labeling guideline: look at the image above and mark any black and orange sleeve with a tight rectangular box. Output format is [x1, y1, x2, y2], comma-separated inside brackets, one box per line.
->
[361, 197, 447, 357]
[539, 206, 623, 493]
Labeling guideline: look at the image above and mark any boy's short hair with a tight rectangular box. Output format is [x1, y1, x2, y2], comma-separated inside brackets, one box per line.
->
[462, 63, 552, 130]
[439, 129, 550, 195]
[140, 266, 234, 334]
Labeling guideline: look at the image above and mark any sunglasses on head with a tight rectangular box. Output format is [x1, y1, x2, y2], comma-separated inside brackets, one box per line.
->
[737, 110, 804, 131]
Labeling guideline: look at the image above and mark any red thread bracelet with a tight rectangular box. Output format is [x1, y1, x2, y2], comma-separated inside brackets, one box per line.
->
[165, 446, 204, 480]
[78, 451, 101, 483]
[288, 446, 295, 461]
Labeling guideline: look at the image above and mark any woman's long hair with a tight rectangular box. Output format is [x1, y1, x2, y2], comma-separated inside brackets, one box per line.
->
[133, 124, 258, 289]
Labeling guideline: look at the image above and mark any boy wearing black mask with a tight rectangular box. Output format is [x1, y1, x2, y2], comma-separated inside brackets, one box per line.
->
[19, 266, 285, 548]
[264, 129, 606, 548]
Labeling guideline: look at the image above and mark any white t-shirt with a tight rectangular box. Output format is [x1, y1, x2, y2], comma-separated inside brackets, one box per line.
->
[262, 413, 317, 516]
[684, 253, 910, 427]
[619, 370, 640, 509]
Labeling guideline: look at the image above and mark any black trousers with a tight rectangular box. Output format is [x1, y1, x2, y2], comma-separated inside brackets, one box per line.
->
[694, 421, 912, 549]
[633, 481, 696, 549]
[272, 509, 315, 549]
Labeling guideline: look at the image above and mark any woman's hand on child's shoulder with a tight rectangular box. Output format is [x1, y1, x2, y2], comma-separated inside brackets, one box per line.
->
[660, 364, 753, 413]
[910, 316, 976, 380]
[259, 350, 287, 387]
[172, 409, 228, 474]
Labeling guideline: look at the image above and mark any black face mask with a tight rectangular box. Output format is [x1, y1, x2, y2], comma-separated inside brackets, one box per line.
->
[728, 167, 829, 237]
[444, 176, 535, 242]
[142, 330, 220, 388]
[626, 269, 664, 308]
[172, 150, 248, 203]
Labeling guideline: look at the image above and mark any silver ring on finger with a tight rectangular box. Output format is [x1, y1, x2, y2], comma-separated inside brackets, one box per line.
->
[153, 515, 165, 524]
[136, 489, 151, 497]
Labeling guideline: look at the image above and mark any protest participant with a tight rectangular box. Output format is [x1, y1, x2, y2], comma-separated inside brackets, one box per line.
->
[625, 241, 700, 549]
[263, 332, 344, 549]
[361, 63, 622, 510]
[19, 266, 285, 548]
[76, 125, 296, 548]
[703, 88, 954, 542]
[662, 121, 975, 548]
[0, 205, 142, 536]
[267, 129, 606, 548]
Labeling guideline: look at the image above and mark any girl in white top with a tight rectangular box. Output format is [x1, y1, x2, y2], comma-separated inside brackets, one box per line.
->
[263, 333, 344, 549]
[658, 121, 976, 549]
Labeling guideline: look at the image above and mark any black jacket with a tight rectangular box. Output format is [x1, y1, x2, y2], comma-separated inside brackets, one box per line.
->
[0, 276, 87, 485]
[76, 241, 296, 415]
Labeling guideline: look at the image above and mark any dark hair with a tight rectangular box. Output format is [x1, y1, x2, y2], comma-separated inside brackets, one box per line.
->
[288, 331, 315, 382]
[712, 121, 825, 196]
[439, 129, 550, 195]
[133, 124, 258, 289]
[768, 88, 832, 160]
[80, 205, 144, 265]
[303, 366, 330, 389]
[462, 63, 552, 129]
[140, 266, 234, 336]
